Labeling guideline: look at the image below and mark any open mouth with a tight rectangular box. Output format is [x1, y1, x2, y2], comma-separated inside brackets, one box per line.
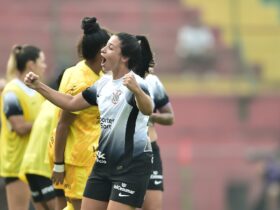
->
[101, 57, 106, 66]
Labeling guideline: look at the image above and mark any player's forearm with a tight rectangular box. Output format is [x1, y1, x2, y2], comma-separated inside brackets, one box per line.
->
[150, 113, 174, 125]
[35, 82, 74, 111]
[54, 124, 69, 163]
[134, 89, 153, 115]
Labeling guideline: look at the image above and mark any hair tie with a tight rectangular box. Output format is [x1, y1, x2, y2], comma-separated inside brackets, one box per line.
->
[13, 45, 22, 54]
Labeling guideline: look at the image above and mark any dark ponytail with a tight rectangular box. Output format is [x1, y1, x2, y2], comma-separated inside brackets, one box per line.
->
[135, 35, 154, 78]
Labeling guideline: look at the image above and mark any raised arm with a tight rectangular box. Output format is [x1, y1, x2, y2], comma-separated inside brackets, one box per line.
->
[123, 72, 153, 115]
[24, 72, 91, 111]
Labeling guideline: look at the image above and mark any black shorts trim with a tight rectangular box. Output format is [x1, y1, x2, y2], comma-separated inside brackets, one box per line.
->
[25, 174, 56, 202]
[147, 141, 164, 191]
[54, 189, 65, 197]
[3, 177, 19, 185]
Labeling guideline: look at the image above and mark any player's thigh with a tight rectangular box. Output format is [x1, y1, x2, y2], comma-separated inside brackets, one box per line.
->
[107, 199, 134, 210]
[81, 197, 108, 210]
[5, 179, 30, 209]
[142, 190, 163, 210]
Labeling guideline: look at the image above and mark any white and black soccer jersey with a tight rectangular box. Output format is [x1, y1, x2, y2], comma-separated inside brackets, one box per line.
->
[145, 74, 169, 111]
[82, 72, 152, 173]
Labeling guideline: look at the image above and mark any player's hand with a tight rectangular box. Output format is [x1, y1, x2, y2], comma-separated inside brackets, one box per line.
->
[51, 171, 65, 186]
[24, 72, 40, 89]
[123, 72, 140, 94]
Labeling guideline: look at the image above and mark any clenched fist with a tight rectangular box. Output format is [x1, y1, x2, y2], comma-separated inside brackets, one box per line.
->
[24, 72, 40, 89]
[123, 72, 140, 94]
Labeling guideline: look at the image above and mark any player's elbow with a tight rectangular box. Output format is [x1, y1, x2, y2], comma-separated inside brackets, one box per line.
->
[140, 104, 153, 116]
[169, 114, 175, 125]
[166, 117, 174, 125]
[142, 108, 153, 116]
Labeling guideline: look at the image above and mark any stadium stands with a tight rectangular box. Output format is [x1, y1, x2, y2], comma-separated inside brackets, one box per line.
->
[183, 0, 280, 81]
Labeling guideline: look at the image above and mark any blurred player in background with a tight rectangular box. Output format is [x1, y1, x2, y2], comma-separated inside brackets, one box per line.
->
[135, 35, 175, 210]
[20, 71, 66, 210]
[0, 45, 45, 210]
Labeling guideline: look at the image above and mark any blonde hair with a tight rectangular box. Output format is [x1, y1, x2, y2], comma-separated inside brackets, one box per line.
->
[6, 45, 22, 81]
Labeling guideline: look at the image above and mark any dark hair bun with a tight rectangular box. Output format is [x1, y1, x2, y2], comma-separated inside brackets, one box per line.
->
[82, 17, 100, 35]
[12, 45, 22, 55]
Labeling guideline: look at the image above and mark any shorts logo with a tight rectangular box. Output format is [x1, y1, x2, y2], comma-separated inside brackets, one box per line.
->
[64, 183, 71, 190]
[118, 192, 130, 197]
[154, 180, 162, 185]
[113, 183, 135, 195]
[150, 171, 163, 180]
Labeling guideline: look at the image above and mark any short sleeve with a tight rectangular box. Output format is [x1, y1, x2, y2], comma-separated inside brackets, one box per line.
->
[153, 80, 169, 109]
[63, 82, 88, 96]
[3, 92, 23, 118]
[82, 85, 98, 106]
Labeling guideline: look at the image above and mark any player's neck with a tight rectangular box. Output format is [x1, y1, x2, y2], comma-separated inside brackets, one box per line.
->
[85, 60, 101, 75]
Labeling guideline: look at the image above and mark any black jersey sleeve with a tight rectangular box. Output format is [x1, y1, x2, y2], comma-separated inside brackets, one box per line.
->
[126, 82, 151, 108]
[154, 93, 169, 110]
[3, 92, 23, 118]
[82, 85, 98, 106]
[140, 82, 150, 96]
[153, 79, 169, 110]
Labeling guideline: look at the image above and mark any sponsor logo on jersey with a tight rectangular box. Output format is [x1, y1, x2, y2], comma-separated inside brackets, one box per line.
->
[100, 117, 115, 129]
[96, 151, 107, 164]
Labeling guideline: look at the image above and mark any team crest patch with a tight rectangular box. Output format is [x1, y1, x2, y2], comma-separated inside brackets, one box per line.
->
[112, 89, 122, 104]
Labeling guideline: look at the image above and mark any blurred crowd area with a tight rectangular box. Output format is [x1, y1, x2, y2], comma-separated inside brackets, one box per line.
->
[1, 0, 280, 210]
[0, 0, 280, 93]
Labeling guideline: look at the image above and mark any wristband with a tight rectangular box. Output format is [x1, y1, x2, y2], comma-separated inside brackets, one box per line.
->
[53, 164, 65, 173]
[54, 161, 64, 164]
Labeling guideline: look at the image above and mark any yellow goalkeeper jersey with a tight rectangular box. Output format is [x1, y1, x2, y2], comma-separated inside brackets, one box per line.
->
[49, 60, 101, 167]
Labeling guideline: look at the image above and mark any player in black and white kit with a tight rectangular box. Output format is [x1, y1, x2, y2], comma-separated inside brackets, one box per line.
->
[133, 36, 175, 210]
[143, 73, 174, 210]
[24, 33, 154, 210]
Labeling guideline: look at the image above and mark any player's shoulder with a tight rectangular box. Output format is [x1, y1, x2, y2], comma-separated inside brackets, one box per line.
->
[146, 74, 159, 83]
[99, 74, 111, 84]
[131, 72, 149, 92]
[132, 71, 146, 83]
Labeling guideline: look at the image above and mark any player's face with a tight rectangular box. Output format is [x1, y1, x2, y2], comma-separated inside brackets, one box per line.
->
[100, 35, 123, 73]
[33, 52, 47, 77]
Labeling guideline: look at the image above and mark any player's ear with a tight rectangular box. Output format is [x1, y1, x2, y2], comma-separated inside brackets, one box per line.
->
[26, 60, 36, 71]
[121, 56, 129, 64]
